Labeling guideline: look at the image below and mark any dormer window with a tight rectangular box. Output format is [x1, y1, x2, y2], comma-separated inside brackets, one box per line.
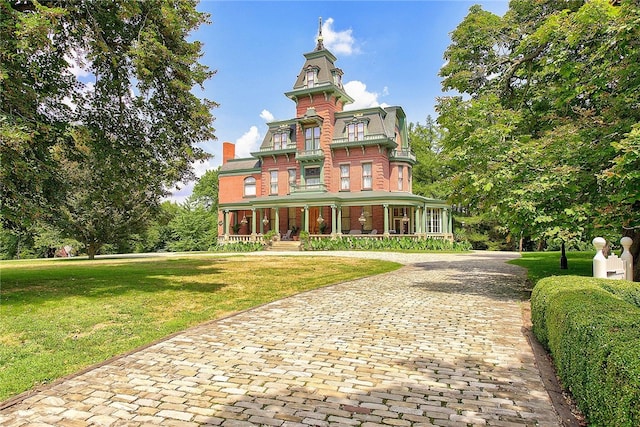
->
[306, 70, 316, 88]
[273, 131, 288, 150]
[304, 66, 319, 88]
[347, 121, 365, 142]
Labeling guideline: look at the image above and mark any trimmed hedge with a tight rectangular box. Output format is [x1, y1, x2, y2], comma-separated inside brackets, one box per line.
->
[531, 276, 640, 426]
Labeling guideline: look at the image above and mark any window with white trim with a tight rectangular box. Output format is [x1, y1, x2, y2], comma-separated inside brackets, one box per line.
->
[305, 126, 320, 151]
[347, 122, 365, 142]
[340, 164, 350, 191]
[288, 169, 296, 193]
[244, 177, 256, 197]
[273, 132, 287, 150]
[398, 166, 404, 191]
[306, 70, 316, 88]
[426, 208, 442, 233]
[362, 163, 372, 190]
[269, 170, 278, 195]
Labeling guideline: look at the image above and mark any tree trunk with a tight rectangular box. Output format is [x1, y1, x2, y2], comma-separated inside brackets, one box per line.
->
[86, 242, 101, 260]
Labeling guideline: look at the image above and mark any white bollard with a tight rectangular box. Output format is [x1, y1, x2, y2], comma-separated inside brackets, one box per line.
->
[620, 237, 634, 281]
[593, 237, 607, 279]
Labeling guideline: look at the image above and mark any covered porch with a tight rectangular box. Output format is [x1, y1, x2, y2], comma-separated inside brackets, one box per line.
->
[218, 192, 453, 243]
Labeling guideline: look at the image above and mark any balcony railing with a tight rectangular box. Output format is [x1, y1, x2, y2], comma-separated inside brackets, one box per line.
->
[290, 183, 327, 193]
[390, 149, 417, 163]
[258, 143, 297, 153]
[332, 134, 391, 145]
[295, 148, 324, 162]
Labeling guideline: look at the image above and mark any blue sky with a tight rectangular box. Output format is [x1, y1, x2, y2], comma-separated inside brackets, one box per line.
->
[169, 0, 508, 202]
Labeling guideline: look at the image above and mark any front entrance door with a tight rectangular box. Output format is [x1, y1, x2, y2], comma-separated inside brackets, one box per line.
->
[309, 207, 320, 234]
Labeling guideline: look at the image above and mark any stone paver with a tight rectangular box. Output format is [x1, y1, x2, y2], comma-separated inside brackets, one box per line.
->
[0, 251, 560, 426]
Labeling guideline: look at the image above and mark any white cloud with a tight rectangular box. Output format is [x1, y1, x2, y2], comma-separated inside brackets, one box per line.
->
[343, 80, 389, 110]
[235, 126, 261, 158]
[64, 49, 91, 78]
[322, 18, 358, 56]
[165, 158, 216, 204]
[260, 109, 274, 122]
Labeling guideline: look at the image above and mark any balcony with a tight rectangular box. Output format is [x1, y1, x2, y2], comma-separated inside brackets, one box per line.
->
[295, 148, 324, 162]
[331, 134, 397, 151]
[390, 149, 417, 163]
[253, 143, 297, 157]
[290, 183, 327, 193]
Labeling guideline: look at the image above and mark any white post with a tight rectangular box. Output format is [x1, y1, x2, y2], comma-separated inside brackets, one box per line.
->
[620, 237, 634, 281]
[593, 237, 607, 279]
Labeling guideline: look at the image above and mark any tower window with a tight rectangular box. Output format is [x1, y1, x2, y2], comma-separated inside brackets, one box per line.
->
[306, 70, 316, 88]
[305, 126, 320, 151]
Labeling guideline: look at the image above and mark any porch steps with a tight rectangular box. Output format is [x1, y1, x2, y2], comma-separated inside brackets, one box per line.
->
[268, 240, 302, 252]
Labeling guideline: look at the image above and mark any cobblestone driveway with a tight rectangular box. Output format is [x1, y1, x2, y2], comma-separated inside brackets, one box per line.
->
[0, 251, 560, 426]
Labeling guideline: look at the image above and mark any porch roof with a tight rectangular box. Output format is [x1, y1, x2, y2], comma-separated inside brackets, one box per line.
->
[219, 191, 448, 211]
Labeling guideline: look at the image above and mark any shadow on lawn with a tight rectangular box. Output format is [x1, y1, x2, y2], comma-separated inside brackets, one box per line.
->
[0, 258, 230, 305]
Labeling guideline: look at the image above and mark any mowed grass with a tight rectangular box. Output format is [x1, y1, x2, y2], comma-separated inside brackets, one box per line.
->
[0, 255, 400, 401]
[508, 251, 594, 285]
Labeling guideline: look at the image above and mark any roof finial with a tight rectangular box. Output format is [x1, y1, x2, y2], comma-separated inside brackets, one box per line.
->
[315, 17, 324, 51]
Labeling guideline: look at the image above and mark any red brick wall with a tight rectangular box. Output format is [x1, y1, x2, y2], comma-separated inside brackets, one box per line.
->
[329, 147, 390, 192]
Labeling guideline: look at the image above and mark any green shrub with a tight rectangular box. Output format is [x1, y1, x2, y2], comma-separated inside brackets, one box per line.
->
[210, 241, 265, 252]
[302, 236, 471, 252]
[531, 276, 640, 426]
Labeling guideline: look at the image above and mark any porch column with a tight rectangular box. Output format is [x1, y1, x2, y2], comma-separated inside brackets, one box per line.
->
[415, 207, 422, 236]
[251, 208, 257, 240]
[337, 205, 343, 237]
[383, 204, 390, 237]
[260, 208, 265, 234]
[275, 208, 280, 236]
[443, 207, 451, 234]
[331, 204, 337, 237]
[303, 205, 309, 232]
[224, 210, 230, 241]
[423, 204, 428, 235]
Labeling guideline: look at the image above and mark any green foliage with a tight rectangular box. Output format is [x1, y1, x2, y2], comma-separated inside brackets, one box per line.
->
[409, 116, 448, 199]
[211, 241, 264, 253]
[263, 230, 277, 242]
[191, 168, 219, 211]
[508, 251, 594, 285]
[438, 0, 640, 262]
[303, 237, 471, 252]
[166, 201, 217, 252]
[531, 276, 640, 426]
[1, 0, 216, 254]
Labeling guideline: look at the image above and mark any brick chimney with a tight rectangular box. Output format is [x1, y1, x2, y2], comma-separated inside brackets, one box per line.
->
[222, 142, 235, 164]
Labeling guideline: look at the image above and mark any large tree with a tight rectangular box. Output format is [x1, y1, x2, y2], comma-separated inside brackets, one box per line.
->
[437, 0, 639, 276]
[1, 0, 216, 258]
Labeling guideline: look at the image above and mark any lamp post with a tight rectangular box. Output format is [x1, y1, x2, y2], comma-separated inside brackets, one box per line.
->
[358, 209, 366, 233]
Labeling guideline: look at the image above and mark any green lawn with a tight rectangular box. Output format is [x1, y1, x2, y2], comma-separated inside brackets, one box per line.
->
[508, 251, 594, 284]
[0, 255, 400, 401]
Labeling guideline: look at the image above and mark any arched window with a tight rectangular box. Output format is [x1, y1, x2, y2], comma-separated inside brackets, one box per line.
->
[244, 177, 256, 197]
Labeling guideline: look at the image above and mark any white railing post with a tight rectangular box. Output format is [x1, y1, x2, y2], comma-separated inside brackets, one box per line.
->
[593, 237, 607, 279]
[620, 237, 634, 281]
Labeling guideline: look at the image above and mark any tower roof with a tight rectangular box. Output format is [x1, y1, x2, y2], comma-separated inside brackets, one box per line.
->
[286, 18, 354, 105]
